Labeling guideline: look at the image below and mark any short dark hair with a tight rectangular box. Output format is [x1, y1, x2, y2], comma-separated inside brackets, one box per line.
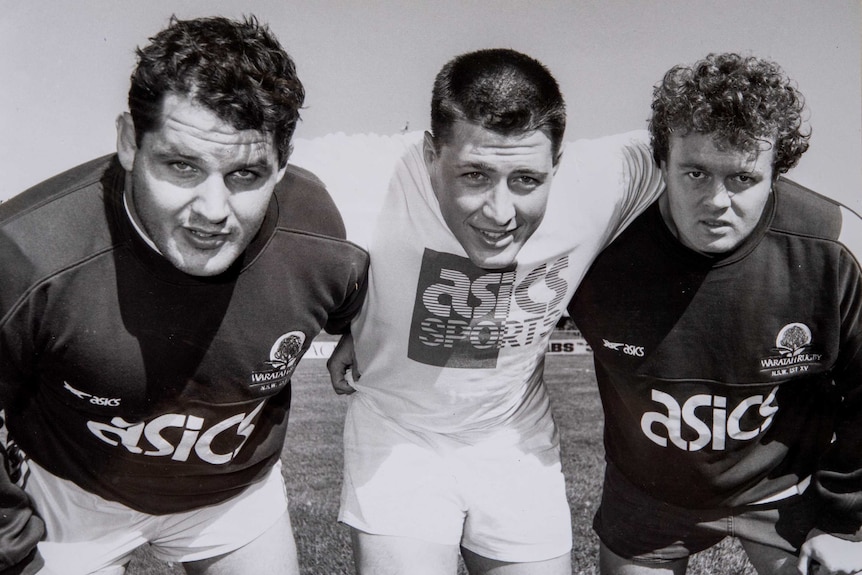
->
[650, 52, 809, 177]
[430, 49, 566, 162]
[128, 15, 304, 168]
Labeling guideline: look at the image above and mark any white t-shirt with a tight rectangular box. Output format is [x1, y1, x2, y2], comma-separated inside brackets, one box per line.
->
[291, 130, 662, 442]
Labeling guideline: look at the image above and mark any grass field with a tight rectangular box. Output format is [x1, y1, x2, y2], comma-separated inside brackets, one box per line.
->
[127, 352, 755, 574]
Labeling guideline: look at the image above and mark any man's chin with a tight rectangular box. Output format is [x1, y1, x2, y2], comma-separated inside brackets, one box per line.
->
[168, 250, 238, 277]
[467, 249, 518, 270]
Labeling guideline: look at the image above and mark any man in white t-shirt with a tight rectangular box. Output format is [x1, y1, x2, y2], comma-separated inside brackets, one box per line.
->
[315, 48, 664, 574]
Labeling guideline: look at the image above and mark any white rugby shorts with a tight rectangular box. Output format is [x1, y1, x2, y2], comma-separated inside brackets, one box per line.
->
[339, 395, 572, 562]
[24, 459, 288, 574]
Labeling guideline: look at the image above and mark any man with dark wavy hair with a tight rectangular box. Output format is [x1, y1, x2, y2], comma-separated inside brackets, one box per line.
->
[0, 15, 367, 574]
[569, 53, 862, 575]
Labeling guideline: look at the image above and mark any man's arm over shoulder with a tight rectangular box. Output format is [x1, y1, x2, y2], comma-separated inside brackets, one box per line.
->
[555, 130, 664, 245]
[289, 132, 423, 248]
[604, 130, 665, 239]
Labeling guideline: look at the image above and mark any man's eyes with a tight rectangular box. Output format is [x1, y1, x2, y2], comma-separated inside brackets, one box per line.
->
[462, 171, 487, 181]
[169, 161, 197, 173]
[685, 172, 759, 184]
[460, 172, 544, 190]
[164, 162, 263, 184]
[230, 169, 262, 182]
[512, 175, 542, 188]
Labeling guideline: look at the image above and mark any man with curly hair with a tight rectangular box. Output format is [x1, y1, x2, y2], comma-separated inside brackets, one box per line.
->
[569, 53, 862, 574]
[0, 15, 367, 575]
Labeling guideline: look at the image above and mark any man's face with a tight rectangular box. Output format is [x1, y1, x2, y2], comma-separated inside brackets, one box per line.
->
[117, 94, 286, 276]
[659, 132, 775, 255]
[424, 120, 556, 269]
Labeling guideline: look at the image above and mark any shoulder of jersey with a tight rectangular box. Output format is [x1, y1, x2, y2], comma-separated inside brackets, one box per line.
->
[773, 177, 862, 264]
[0, 155, 116, 224]
[772, 178, 845, 240]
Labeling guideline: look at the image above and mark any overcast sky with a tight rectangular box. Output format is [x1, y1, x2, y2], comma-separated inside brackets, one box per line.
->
[2, 0, 859, 208]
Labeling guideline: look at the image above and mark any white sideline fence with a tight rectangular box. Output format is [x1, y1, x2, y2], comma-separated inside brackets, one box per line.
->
[303, 338, 591, 360]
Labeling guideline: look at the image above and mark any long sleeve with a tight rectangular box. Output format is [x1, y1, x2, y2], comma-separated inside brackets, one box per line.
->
[0, 430, 45, 574]
[812, 234, 862, 540]
[0, 231, 45, 573]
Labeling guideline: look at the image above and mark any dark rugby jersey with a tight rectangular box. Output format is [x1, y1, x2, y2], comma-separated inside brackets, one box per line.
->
[570, 179, 862, 539]
[0, 156, 367, 519]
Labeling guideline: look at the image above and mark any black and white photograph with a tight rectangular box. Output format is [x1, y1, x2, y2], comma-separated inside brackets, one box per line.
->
[1, 2, 860, 574]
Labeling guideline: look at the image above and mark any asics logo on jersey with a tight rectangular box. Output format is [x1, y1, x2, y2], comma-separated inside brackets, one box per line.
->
[87, 401, 265, 465]
[63, 381, 122, 407]
[641, 387, 778, 451]
[408, 249, 569, 368]
[602, 339, 645, 357]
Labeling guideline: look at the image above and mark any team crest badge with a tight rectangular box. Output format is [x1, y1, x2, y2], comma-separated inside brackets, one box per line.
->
[249, 331, 306, 393]
[267, 331, 306, 370]
[759, 322, 822, 377]
[773, 322, 812, 357]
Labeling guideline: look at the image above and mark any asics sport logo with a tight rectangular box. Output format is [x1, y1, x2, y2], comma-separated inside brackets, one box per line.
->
[641, 387, 778, 451]
[408, 249, 569, 368]
[87, 401, 265, 465]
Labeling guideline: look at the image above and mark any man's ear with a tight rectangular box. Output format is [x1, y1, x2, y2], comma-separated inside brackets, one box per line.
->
[116, 112, 137, 172]
[422, 131, 437, 170]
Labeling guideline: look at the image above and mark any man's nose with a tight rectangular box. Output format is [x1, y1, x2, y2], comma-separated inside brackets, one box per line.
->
[704, 181, 732, 210]
[191, 177, 230, 223]
[482, 181, 516, 224]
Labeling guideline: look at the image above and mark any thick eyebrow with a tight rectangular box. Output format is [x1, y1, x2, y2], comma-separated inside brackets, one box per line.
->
[457, 161, 496, 172]
[457, 161, 549, 177]
[511, 168, 550, 177]
[151, 148, 200, 163]
[150, 145, 274, 173]
[675, 160, 708, 171]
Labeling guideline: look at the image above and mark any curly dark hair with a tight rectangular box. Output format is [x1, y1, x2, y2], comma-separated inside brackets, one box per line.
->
[649, 53, 810, 177]
[431, 49, 566, 163]
[128, 15, 304, 168]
